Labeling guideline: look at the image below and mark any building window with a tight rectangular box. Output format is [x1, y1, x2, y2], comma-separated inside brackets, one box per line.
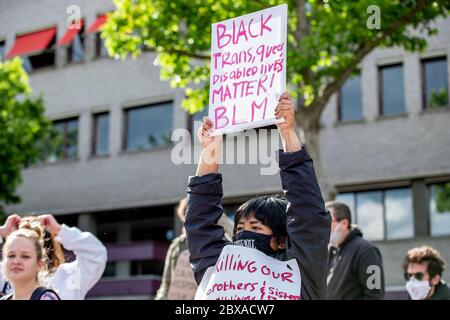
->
[356, 191, 384, 241]
[86, 14, 108, 57]
[92, 112, 109, 156]
[338, 73, 363, 122]
[429, 182, 450, 236]
[67, 23, 85, 63]
[422, 57, 448, 109]
[48, 118, 78, 162]
[23, 37, 56, 72]
[131, 226, 172, 242]
[0, 40, 5, 60]
[102, 262, 116, 277]
[97, 229, 117, 244]
[336, 187, 414, 241]
[125, 102, 173, 152]
[96, 33, 108, 58]
[385, 188, 414, 239]
[379, 64, 405, 116]
[6, 27, 56, 72]
[131, 260, 165, 276]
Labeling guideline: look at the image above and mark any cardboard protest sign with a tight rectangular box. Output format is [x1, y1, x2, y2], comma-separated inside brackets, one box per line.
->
[195, 245, 301, 300]
[209, 4, 287, 135]
[167, 250, 197, 300]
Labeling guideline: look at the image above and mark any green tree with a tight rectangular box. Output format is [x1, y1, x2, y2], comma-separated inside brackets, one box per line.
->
[0, 57, 54, 209]
[429, 88, 449, 108]
[102, 0, 449, 198]
[435, 182, 450, 213]
[0, 210, 5, 224]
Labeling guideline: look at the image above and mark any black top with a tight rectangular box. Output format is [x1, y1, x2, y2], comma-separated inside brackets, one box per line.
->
[428, 281, 450, 300]
[326, 227, 385, 299]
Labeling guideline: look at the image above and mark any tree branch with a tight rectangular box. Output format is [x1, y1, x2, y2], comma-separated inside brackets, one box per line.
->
[295, 0, 314, 98]
[295, 0, 308, 42]
[146, 46, 210, 60]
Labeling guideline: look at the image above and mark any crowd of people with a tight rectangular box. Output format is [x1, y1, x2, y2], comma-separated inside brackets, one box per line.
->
[0, 93, 448, 300]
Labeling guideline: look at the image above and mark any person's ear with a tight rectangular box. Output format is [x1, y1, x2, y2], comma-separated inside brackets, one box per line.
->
[430, 274, 441, 286]
[277, 236, 286, 250]
[36, 259, 44, 272]
[342, 219, 350, 230]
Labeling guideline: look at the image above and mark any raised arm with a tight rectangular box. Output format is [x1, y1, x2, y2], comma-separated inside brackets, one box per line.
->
[38, 215, 107, 298]
[275, 93, 331, 300]
[185, 118, 229, 284]
[275, 93, 302, 153]
[195, 117, 221, 177]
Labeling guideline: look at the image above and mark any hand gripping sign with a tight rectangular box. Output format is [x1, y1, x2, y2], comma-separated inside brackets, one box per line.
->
[209, 4, 288, 135]
[195, 245, 301, 300]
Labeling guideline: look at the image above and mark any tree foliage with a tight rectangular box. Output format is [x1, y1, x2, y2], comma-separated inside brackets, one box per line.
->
[0, 58, 53, 207]
[435, 182, 450, 213]
[102, 0, 449, 114]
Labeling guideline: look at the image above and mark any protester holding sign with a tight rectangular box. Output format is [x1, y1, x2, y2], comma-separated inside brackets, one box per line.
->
[185, 92, 331, 300]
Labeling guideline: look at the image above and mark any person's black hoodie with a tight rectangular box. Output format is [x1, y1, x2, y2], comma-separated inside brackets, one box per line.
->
[427, 281, 450, 300]
[326, 227, 385, 299]
[185, 149, 331, 300]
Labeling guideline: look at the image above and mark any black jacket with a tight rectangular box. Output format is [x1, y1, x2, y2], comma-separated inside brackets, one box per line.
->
[428, 281, 450, 300]
[185, 149, 331, 300]
[326, 227, 385, 300]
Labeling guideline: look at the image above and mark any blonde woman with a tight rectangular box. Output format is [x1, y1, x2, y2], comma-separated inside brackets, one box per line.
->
[1, 228, 60, 300]
[0, 214, 107, 299]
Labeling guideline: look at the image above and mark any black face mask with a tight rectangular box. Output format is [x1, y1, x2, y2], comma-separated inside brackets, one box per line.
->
[232, 230, 277, 256]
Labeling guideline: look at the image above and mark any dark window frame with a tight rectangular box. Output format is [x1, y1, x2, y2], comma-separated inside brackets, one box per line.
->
[92, 112, 110, 157]
[52, 117, 79, 160]
[0, 39, 5, 61]
[66, 20, 86, 64]
[338, 186, 414, 241]
[427, 180, 450, 237]
[337, 72, 363, 122]
[94, 12, 112, 59]
[421, 56, 449, 110]
[123, 101, 174, 152]
[22, 28, 57, 72]
[95, 32, 108, 58]
[378, 63, 405, 116]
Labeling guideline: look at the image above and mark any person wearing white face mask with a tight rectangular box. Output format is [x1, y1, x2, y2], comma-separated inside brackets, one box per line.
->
[325, 201, 385, 300]
[403, 246, 450, 300]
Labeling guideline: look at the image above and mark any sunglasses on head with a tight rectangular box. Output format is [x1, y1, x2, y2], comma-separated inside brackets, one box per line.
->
[404, 272, 425, 281]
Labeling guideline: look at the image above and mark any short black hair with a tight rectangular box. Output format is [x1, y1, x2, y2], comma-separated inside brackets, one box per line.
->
[234, 195, 287, 243]
[326, 201, 352, 229]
